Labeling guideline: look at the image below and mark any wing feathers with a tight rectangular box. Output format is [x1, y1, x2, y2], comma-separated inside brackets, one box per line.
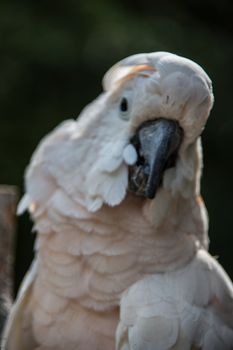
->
[117, 250, 233, 350]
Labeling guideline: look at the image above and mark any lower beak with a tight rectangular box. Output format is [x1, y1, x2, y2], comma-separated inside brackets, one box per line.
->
[129, 118, 183, 199]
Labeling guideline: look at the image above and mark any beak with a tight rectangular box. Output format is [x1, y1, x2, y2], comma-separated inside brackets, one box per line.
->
[129, 118, 183, 199]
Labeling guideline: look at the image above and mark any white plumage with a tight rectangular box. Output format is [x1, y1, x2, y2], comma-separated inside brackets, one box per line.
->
[117, 249, 233, 350]
[1, 51, 233, 349]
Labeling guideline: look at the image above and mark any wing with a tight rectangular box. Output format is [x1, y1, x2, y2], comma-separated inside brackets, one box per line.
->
[117, 250, 233, 350]
[1, 260, 38, 350]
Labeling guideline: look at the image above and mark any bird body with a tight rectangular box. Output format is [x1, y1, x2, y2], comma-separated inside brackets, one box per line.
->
[2, 51, 233, 349]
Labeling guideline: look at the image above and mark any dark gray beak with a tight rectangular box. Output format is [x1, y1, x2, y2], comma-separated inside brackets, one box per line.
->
[129, 118, 183, 199]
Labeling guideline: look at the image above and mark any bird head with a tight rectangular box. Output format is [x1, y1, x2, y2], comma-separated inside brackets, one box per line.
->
[76, 52, 213, 211]
[21, 52, 214, 216]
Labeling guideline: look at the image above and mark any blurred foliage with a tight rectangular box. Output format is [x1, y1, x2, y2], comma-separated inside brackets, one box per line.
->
[0, 0, 232, 292]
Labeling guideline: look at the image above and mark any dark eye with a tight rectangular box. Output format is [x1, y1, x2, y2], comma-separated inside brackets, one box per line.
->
[120, 97, 128, 112]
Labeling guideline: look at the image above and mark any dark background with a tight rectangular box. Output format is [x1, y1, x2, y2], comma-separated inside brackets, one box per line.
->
[0, 0, 232, 294]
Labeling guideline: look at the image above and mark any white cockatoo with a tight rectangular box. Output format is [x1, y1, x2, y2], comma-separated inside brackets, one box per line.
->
[2, 51, 233, 350]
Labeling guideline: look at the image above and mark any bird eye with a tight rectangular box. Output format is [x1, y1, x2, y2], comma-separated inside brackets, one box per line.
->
[120, 97, 128, 113]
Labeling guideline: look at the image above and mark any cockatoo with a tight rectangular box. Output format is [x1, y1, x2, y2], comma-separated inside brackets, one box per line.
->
[2, 51, 233, 350]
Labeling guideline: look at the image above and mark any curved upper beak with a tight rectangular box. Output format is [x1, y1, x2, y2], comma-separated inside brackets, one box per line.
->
[129, 118, 183, 199]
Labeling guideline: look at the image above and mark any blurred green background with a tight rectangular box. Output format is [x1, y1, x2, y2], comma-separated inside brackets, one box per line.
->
[0, 0, 232, 293]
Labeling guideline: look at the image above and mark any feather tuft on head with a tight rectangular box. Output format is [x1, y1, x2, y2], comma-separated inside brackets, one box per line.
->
[103, 64, 156, 91]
